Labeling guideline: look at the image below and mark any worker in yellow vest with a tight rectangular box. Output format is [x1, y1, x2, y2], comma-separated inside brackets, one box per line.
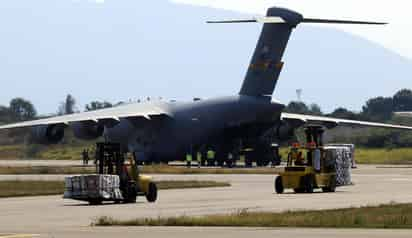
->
[186, 153, 192, 168]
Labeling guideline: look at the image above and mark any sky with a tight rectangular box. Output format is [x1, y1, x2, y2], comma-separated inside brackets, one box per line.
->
[172, 0, 412, 60]
[0, 0, 410, 114]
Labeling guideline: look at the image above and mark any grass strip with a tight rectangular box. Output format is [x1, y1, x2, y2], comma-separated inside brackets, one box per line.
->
[156, 180, 230, 190]
[0, 165, 279, 175]
[0, 180, 64, 198]
[0, 166, 95, 175]
[0, 180, 230, 198]
[93, 203, 412, 229]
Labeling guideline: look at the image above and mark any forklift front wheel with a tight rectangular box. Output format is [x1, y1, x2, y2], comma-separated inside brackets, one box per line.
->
[275, 176, 284, 194]
[146, 182, 158, 203]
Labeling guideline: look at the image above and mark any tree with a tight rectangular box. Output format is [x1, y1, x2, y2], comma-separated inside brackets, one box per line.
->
[85, 101, 113, 111]
[308, 103, 322, 116]
[0, 106, 11, 123]
[329, 107, 359, 120]
[58, 94, 77, 115]
[9, 98, 37, 121]
[393, 89, 412, 112]
[285, 101, 309, 114]
[362, 97, 394, 122]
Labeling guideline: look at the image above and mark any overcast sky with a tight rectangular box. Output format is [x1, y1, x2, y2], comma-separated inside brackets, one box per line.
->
[172, 0, 412, 59]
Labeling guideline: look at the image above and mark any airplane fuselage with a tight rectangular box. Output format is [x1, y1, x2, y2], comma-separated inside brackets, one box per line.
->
[104, 95, 285, 161]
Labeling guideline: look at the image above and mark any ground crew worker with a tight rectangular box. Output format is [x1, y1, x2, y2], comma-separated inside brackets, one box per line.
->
[82, 149, 89, 165]
[186, 153, 192, 168]
[207, 149, 215, 166]
[197, 152, 202, 168]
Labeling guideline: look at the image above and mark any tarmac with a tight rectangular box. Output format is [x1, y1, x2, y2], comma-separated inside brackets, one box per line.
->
[1, 165, 412, 237]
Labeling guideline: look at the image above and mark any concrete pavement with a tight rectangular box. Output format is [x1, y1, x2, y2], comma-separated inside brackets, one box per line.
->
[0, 166, 412, 237]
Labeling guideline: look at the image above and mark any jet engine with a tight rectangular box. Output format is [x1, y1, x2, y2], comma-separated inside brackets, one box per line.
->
[31, 124, 65, 144]
[71, 121, 104, 140]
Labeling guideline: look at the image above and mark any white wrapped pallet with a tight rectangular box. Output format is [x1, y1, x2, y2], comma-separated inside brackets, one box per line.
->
[64, 175, 123, 201]
[324, 146, 352, 186]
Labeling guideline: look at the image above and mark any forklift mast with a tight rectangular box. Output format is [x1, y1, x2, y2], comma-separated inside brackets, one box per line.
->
[96, 142, 124, 175]
[304, 126, 325, 147]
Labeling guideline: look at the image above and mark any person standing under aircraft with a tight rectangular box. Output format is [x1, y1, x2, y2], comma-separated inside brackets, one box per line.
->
[82, 149, 90, 166]
[196, 152, 202, 168]
[207, 149, 215, 166]
[186, 152, 192, 168]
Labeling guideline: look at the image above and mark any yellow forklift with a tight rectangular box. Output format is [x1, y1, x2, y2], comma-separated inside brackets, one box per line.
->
[274, 126, 337, 194]
[65, 143, 158, 205]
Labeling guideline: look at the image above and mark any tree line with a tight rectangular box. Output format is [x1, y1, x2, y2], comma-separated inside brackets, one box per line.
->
[0, 94, 114, 124]
[285, 89, 412, 123]
[1, 90, 412, 148]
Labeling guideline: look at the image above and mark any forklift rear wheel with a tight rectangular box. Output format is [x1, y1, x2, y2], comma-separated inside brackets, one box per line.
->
[304, 175, 314, 193]
[275, 176, 284, 194]
[146, 182, 158, 203]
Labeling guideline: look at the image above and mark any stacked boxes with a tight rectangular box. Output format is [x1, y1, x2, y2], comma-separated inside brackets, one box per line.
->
[64, 175, 123, 201]
[324, 146, 353, 186]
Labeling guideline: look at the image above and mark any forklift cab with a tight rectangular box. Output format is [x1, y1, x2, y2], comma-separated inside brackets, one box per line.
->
[275, 126, 337, 194]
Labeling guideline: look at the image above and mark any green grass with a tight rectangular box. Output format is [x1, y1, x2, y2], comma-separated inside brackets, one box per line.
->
[0, 180, 64, 198]
[141, 165, 278, 175]
[355, 148, 412, 164]
[2, 144, 412, 165]
[93, 203, 412, 229]
[0, 166, 95, 175]
[0, 165, 280, 175]
[0, 180, 230, 198]
[156, 180, 230, 190]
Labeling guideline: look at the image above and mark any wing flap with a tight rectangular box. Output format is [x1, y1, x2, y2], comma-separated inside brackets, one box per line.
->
[281, 113, 412, 130]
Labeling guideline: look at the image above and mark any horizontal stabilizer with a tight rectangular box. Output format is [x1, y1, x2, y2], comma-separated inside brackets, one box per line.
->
[207, 17, 285, 24]
[208, 17, 387, 26]
[302, 18, 387, 25]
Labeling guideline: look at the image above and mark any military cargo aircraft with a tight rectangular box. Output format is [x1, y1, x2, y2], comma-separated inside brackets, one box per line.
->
[1, 7, 412, 165]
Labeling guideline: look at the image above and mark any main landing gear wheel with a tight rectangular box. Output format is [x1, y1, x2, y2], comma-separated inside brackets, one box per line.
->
[275, 176, 284, 194]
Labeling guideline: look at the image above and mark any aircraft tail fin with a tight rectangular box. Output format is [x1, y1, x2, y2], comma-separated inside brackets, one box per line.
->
[208, 7, 386, 98]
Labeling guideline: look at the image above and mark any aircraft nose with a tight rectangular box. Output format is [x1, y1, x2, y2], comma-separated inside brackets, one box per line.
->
[267, 7, 304, 26]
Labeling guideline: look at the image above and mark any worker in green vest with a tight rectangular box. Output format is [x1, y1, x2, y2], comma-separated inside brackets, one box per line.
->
[197, 152, 202, 168]
[207, 150, 215, 166]
[186, 153, 192, 168]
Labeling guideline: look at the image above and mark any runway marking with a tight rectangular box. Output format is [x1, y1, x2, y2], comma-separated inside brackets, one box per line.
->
[0, 234, 40, 238]
[389, 178, 412, 182]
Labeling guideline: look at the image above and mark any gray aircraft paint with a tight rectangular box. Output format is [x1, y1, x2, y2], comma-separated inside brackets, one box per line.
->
[240, 8, 302, 96]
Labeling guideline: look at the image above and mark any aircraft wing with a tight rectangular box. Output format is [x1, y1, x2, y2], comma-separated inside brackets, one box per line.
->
[281, 113, 412, 130]
[0, 102, 170, 130]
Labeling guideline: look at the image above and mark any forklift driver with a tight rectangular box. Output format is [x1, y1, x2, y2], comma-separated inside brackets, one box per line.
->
[288, 143, 305, 166]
